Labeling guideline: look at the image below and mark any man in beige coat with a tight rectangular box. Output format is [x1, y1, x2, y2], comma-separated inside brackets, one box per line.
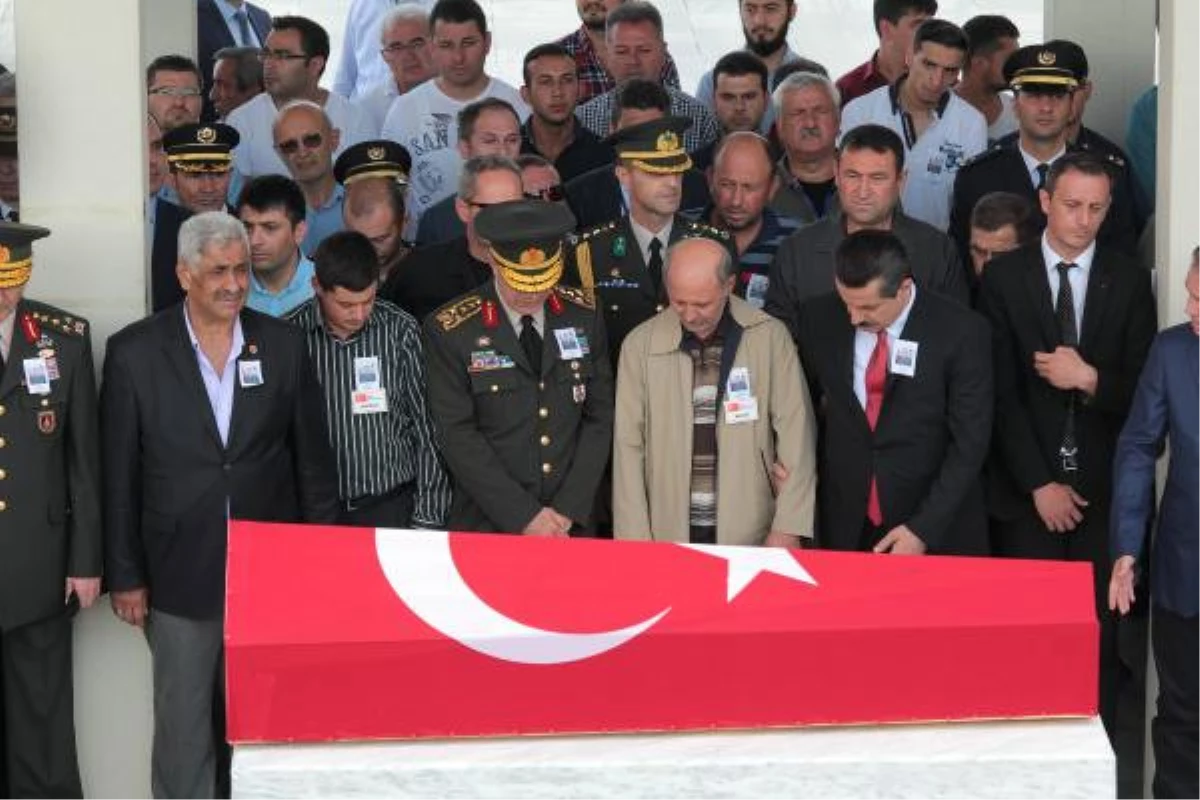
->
[613, 235, 817, 546]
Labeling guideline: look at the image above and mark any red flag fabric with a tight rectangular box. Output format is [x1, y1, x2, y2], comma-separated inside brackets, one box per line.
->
[225, 521, 1097, 743]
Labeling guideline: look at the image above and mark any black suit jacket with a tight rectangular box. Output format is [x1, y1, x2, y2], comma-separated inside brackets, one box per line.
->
[197, 0, 271, 122]
[977, 245, 1156, 518]
[798, 289, 993, 555]
[564, 165, 711, 230]
[765, 210, 968, 343]
[151, 198, 191, 313]
[0, 301, 102, 630]
[101, 304, 340, 619]
[380, 236, 492, 324]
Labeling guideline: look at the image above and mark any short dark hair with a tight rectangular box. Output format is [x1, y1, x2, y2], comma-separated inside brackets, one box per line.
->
[236, 174, 307, 227]
[769, 58, 830, 92]
[457, 97, 519, 142]
[835, 230, 912, 296]
[873, 0, 938, 36]
[313, 231, 381, 292]
[610, 78, 670, 129]
[713, 51, 769, 94]
[913, 18, 968, 54]
[1044, 151, 1114, 196]
[522, 42, 573, 86]
[146, 54, 201, 88]
[429, 0, 488, 36]
[962, 15, 1020, 60]
[272, 16, 331, 64]
[838, 123, 905, 173]
[606, 1, 665, 38]
[213, 46, 265, 93]
[970, 191, 1037, 244]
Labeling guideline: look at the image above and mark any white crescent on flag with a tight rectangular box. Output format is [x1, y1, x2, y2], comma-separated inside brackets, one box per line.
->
[374, 528, 671, 665]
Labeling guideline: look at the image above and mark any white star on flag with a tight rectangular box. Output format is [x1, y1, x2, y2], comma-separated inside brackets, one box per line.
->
[681, 543, 818, 601]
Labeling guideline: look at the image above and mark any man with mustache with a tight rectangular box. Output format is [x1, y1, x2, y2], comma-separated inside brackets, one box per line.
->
[102, 212, 339, 798]
[767, 71, 842, 224]
[694, 0, 803, 136]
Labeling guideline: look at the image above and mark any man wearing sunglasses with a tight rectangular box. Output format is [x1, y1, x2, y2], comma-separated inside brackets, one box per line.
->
[227, 16, 373, 179]
[518, 155, 567, 206]
[273, 100, 345, 256]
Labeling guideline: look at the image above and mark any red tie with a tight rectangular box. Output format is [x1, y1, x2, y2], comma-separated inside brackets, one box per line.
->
[865, 331, 888, 525]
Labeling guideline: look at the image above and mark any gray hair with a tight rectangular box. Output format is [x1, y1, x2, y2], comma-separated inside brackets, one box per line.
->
[665, 236, 735, 284]
[457, 154, 522, 201]
[380, 3, 430, 39]
[771, 70, 840, 121]
[213, 46, 264, 94]
[177, 211, 248, 271]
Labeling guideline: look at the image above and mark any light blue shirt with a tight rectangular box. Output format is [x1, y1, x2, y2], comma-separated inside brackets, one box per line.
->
[1018, 143, 1067, 190]
[302, 183, 346, 257]
[183, 303, 245, 446]
[1041, 233, 1094, 334]
[247, 254, 316, 317]
[214, 0, 262, 48]
[853, 284, 917, 409]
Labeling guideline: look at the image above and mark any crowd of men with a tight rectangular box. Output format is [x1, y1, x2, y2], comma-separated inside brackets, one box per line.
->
[0, 0, 1193, 798]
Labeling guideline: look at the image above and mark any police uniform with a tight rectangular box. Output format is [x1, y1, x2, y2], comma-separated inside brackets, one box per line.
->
[335, 140, 419, 290]
[0, 224, 100, 797]
[563, 116, 736, 365]
[152, 123, 240, 312]
[948, 43, 1138, 267]
[424, 200, 614, 534]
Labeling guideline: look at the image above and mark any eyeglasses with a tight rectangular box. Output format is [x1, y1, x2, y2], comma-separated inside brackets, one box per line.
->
[524, 185, 565, 203]
[276, 132, 324, 155]
[149, 86, 202, 98]
[257, 49, 310, 63]
[380, 38, 427, 56]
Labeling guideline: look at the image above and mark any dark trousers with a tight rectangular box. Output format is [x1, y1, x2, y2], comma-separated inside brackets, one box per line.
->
[1151, 605, 1198, 799]
[0, 612, 83, 799]
[341, 482, 416, 527]
[991, 502, 1147, 798]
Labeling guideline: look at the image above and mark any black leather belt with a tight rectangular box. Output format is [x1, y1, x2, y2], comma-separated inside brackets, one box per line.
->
[342, 481, 413, 513]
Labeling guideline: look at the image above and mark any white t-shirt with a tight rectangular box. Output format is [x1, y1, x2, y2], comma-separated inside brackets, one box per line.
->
[840, 83, 987, 231]
[379, 77, 528, 227]
[358, 79, 401, 136]
[227, 91, 377, 178]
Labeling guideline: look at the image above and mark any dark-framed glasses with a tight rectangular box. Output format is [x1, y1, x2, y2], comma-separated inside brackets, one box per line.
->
[276, 132, 324, 155]
[257, 49, 310, 63]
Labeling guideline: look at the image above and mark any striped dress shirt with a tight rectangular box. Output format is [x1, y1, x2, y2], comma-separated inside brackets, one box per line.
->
[287, 297, 450, 527]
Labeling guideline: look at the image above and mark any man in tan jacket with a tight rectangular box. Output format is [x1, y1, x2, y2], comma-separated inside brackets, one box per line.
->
[613, 235, 817, 546]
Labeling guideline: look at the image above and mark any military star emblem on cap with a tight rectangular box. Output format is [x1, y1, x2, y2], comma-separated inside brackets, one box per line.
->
[519, 247, 546, 266]
[1037, 50, 1056, 66]
[656, 131, 679, 153]
[196, 126, 217, 144]
[367, 146, 385, 161]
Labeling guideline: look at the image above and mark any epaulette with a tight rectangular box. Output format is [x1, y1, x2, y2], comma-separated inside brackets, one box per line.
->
[1075, 142, 1126, 170]
[554, 284, 595, 310]
[959, 143, 1007, 170]
[27, 305, 88, 337]
[681, 220, 732, 241]
[574, 220, 618, 243]
[433, 294, 482, 332]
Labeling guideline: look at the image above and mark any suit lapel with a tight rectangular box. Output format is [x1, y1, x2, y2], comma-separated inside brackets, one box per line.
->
[1021, 251, 1061, 348]
[1079, 252, 1113, 355]
[161, 305, 224, 451]
[225, 311, 259, 454]
[827, 304, 869, 430]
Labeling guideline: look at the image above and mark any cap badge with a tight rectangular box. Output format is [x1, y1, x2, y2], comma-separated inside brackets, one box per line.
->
[0, 113, 14, 133]
[655, 131, 679, 153]
[1037, 50, 1056, 66]
[367, 146, 386, 161]
[196, 126, 218, 144]
[519, 247, 546, 267]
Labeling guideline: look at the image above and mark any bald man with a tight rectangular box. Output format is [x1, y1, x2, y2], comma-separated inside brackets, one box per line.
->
[613, 236, 817, 546]
[706, 131, 802, 308]
[272, 100, 345, 254]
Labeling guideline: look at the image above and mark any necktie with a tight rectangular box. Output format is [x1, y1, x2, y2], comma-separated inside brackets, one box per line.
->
[647, 237, 664, 300]
[520, 314, 542, 374]
[1035, 163, 1050, 191]
[864, 330, 889, 526]
[233, 9, 253, 47]
[1055, 262, 1080, 476]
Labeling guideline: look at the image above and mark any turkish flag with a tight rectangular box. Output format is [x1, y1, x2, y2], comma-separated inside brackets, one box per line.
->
[225, 522, 1097, 743]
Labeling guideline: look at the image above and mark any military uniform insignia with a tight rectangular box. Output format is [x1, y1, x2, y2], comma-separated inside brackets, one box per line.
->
[0, 245, 9, 262]
[196, 126, 217, 144]
[656, 131, 680, 153]
[611, 235, 627, 258]
[434, 295, 483, 332]
[546, 291, 565, 316]
[1036, 49, 1056, 66]
[554, 285, 596, 310]
[367, 146, 386, 161]
[19, 311, 39, 343]
[37, 409, 56, 435]
[481, 299, 500, 329]
[476, 336, 491, 347]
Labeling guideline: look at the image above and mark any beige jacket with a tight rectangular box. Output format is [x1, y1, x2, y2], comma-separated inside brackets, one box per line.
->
[613, 296, 817, 545]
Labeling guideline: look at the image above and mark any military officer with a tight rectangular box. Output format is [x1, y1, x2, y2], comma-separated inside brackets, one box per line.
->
[948, 41, 1138, 271]
[564, 115, 735, 366]
[0, 223, 101, 797]
[335, 140, 415, 285]
[424, 199, 614, 535]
